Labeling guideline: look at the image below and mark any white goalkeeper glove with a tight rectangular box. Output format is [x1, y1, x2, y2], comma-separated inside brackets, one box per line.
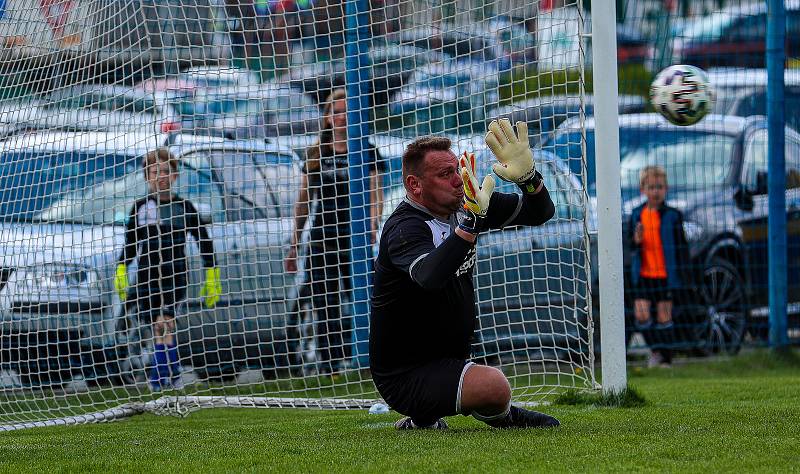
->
[485, 118, 543, 194]
[457, 151, 495, 235]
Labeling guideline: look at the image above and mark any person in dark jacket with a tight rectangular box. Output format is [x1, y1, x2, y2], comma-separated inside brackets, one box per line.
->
[628, 165, 691, 368]
[284, 88, 386, 375]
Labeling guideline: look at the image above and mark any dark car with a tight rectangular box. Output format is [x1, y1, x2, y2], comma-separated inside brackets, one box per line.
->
[487, 94, 647, 145]
[546, 114, 800, 352]
[585, 22, 654, 67]
[707, 68, 800, 132]
[616, 24, 654, 65]
[286, 44, 446, 106]
[674, 1, 800, 69]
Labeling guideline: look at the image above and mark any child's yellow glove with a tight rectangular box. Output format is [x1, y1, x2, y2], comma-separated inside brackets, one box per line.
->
[114, 264, 129, 302]
[200, 267, 222, 309]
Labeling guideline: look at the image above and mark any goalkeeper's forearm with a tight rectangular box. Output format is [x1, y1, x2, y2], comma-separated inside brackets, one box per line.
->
[505, 186, 556, 227]
[409, 234, 474, 290]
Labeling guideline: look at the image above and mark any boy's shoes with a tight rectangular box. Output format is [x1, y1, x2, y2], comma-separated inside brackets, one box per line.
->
[647, 351, 664, 368]
[394, 417, 449, 430]
[648, 350, 673, 368]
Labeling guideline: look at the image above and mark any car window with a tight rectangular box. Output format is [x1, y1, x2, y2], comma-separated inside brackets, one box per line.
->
[46, 92, 159, 115]
[0, 150, 139, 223]
[172, 162, 225, 223]
[681, 13, 735, 41]
[733, 91, 800, 132]
[545, 130, 593, 189]
[197, 150, 294, 219]
[742, 129, 800, 193]
[726, 14, 766, 42]
[548, 128, 736, 198]
[788, 139, 800, 190]
[476, 152, 573, 220]
[777, 10, 800, 37]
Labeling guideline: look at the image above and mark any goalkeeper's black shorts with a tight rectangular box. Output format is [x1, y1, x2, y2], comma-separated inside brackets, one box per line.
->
[373, 359, 474, 425]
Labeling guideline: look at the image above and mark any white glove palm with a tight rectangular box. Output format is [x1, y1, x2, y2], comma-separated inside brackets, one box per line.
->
[485, 119, 536, 185]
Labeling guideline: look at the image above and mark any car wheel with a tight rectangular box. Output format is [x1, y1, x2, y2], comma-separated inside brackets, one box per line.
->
[695, 257, 748, 355]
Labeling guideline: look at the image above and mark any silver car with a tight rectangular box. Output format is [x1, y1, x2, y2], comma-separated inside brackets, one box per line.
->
[0, 131, 300, 386]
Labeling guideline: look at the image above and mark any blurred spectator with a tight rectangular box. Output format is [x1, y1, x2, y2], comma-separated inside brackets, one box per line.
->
[284, 89, 386, 374]
[628, 166, 691, 368]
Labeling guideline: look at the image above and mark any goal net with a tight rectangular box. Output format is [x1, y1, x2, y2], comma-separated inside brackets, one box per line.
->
[0, 0, 595, 430]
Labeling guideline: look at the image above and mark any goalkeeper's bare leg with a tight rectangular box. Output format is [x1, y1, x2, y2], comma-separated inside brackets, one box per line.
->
[461, 365, 560, 428]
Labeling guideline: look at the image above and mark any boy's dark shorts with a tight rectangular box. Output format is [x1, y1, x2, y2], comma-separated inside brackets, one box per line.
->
[634, 277, 673, 303]
[373, 359, 473, 425]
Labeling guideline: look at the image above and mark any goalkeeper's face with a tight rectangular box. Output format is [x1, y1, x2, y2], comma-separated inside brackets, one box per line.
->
[409, 150, 464, 217]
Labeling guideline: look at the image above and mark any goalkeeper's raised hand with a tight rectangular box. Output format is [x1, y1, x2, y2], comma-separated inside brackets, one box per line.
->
[457, 151, 495, 235]
[485, 118, 543, 194]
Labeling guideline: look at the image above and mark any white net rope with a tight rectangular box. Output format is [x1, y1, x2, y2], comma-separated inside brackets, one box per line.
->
[0, 0, 594, 429]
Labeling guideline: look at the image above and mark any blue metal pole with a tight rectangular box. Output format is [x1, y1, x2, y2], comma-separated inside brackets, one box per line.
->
[344, 0, 373, 367]
[766, 0, 788, 348]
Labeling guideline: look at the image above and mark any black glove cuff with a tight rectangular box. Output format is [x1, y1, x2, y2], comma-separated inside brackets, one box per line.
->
[518, 170, 543, 194]
[457, 208, 487, 235]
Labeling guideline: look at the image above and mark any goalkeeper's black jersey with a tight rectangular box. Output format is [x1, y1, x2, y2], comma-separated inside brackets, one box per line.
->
[369, 188, 555, 377]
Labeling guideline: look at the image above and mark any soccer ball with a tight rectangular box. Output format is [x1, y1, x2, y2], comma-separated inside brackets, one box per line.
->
[649, 65, 714, 126]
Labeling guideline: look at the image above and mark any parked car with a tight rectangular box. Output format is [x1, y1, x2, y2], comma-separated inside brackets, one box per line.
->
[707, 68, 800, 132]
[374, 133, 596, 363]
[487, 94, 647, 145]
[616, 24, 654, 66]
[386, 23, 533, 70]
[545, 113, 800, 351]
[386, 62, 500, 136]
[286, 44, 445, 106]
[37, 85, 186, 133]
[186, 82, 321, 139]
[0, 130, 302, 387]
[673, 0, 800, 69]
[584, 21, 655, 68]
[179, 66, 261, 89]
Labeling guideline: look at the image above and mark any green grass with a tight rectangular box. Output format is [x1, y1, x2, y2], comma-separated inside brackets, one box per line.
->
[1, 350, 799, 473]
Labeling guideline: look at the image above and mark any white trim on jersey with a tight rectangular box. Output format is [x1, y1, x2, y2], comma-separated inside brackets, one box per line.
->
[499, 194, 523, 229]
[408, 252, 429, 278]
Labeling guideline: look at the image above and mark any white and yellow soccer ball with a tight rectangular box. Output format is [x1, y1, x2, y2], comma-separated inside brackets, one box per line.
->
[650, 64, 715, 126]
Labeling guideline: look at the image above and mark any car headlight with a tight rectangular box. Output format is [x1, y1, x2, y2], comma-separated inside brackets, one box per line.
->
[14, 264, 100, 290]
[683, 221, 704, 243]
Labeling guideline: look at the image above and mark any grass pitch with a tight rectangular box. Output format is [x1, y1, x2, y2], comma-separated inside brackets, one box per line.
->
[1, 350, 798, 473]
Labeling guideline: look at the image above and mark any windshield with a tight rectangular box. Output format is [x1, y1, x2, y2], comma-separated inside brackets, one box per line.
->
[0, 151, 139, 223]
[680, 13, 736, 41]
[548, 128, 737, 197]
[44, 92, 160, 115]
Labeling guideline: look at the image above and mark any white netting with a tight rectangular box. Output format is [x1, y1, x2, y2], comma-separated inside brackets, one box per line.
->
[0, 0, 595, 429]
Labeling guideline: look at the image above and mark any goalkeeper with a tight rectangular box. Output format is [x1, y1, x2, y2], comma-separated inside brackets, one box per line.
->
[370, 119, 560, 430]
[114, 148, 221, 391]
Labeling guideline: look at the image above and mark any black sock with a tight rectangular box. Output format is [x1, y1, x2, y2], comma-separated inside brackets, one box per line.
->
[655, 322, 675, 363]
